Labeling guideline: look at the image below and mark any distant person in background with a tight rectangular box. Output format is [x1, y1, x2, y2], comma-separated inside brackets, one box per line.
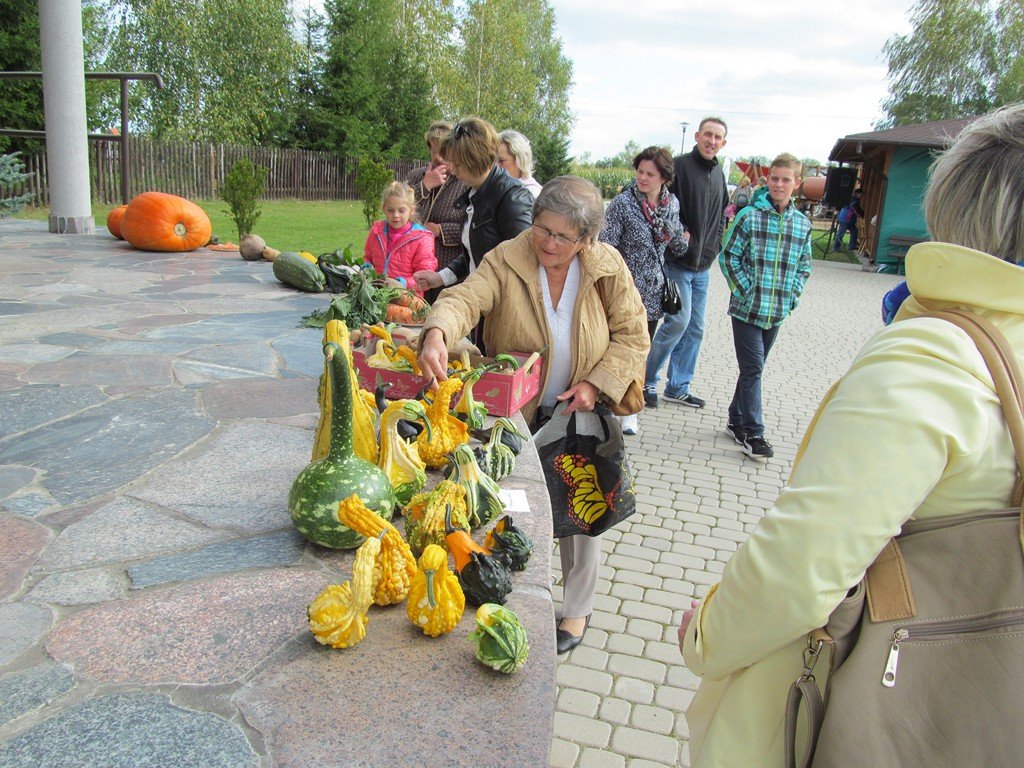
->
[832, 186, 864, 252]
[498, 130, 543, 198]
[644, 116, 730, 412]
[407, 121, 469, 276]
[600, 145, 680, 435]
[724, 177, 752, 225]
[750, 175, 770, 207]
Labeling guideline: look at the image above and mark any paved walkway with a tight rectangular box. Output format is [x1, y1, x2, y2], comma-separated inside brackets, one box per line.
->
[549, 255, 900, 767]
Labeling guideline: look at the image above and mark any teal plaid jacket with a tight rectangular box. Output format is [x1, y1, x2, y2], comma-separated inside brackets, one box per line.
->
[719, 196, 812, 329]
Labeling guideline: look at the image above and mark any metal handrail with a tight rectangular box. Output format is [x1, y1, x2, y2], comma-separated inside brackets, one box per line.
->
[0, 71, 164, 204]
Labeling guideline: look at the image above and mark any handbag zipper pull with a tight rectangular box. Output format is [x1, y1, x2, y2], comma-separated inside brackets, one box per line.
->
[882, 628, 908, 688]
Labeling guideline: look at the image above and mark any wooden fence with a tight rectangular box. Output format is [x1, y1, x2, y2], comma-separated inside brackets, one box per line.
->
[10, 138, 419, 206]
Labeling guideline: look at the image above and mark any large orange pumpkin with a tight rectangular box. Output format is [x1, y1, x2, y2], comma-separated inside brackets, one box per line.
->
[120, 191, 212, 252]
[106, 205, 129, 240]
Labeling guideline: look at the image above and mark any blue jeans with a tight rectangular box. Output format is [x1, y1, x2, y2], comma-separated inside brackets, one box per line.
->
[727, 317, 780, 437]
[834, 219, 858, 250]
[645, 263, 709, 396]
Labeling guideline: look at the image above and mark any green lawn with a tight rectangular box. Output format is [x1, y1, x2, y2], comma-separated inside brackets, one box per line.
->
[17, 198, 371, 256]
[17, 198, 856, 266]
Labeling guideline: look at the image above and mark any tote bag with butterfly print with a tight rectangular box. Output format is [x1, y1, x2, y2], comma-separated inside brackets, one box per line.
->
[534, 404, 637, 538]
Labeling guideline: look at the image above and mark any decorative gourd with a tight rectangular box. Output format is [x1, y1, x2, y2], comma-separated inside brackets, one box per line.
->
[484, 515, 533, 571]
[445, 505, 512, 606]
[290, 341, 395, 549]
[307, 534, 380, 649]
[273, 250, 326, 292]
[404, 481, 469, 558]
[448, 443, 504, 529]
[469, 603, 529, 674]
[407, 544, 465, 637]
[377, 399, 432, 506]
[313, 320, 378, 464]
[106, 205, 128, 239]
[120, 191, 212, 252]
[375, 379, 422, 440]
[416, 377, 469, 469]
[474, 418, 527, 481]
[444, 503, 493, 571]
[337, 494, 416, 605]
[454, 366, 490, 430]
[299, 250, 318, 264]
[470, 419, 525, 457]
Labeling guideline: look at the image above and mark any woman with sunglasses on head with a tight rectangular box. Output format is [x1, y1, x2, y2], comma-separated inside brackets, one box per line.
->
[418, 176, 649, 655]
[413, 116, 534, 299]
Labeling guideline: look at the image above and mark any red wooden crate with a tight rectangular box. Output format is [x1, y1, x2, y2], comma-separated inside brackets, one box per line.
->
[351, 350, 543, 418]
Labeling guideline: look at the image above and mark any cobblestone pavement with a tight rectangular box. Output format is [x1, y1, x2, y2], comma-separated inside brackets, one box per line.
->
[549, 258, 901, 768]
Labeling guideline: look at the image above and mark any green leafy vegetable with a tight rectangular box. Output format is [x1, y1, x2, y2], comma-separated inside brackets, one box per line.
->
[300, 269, 403, 329]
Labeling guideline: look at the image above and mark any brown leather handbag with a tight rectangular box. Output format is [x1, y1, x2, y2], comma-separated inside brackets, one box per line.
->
[786, 309, 1024, 768]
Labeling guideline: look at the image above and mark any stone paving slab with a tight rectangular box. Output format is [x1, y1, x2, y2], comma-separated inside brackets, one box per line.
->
[36, 496, 228, 571]
[127, 529, 307, 588]
[129, 421, 309, 533]
[0, 516, 51, 599]
[48, 568, 328, 685]
[0, 662, 77, 729]
[0, 692, 259, 768]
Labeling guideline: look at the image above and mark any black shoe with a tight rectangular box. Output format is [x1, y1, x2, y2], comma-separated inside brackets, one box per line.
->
[556, 614, 591, 655]
[725, 424, 747, 446]
[742, 435, 774, 459]
[643, 388, 658, 409]
[663, 391, 705, 408]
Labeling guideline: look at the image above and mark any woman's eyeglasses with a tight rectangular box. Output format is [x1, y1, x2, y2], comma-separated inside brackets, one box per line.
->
[531, 223, 583, 248]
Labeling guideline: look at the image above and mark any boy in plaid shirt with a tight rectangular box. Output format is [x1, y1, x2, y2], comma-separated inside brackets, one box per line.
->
[719, 153, 812, 459]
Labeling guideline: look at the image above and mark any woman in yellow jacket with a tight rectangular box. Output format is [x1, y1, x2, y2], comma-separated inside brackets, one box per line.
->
[678, 105, 1024, 765]
[419, 175, 649, 653]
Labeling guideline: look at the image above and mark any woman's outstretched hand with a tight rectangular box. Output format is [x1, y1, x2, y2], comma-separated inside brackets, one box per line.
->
[417, 328, 448, 391]
[557, 381, 598, 413]
[678, 599, 701, 652]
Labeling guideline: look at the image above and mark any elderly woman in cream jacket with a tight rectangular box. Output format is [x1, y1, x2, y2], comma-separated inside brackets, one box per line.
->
[419, 175, 649, 655]
[678, 105, 1024, 766]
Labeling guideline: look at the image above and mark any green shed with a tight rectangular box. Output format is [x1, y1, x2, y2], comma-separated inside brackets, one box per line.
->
[828, 117, 977, 272]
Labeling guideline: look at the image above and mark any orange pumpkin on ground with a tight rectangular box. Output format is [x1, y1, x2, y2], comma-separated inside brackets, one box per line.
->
[106, 205, 128, 239]
[120, 191, 212, 252]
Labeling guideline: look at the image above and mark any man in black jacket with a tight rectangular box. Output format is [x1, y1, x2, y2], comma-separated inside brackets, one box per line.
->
[645, 116, 729, 409]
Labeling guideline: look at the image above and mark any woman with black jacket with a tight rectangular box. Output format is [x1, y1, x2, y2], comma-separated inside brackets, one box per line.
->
[414, 116, 534, 294]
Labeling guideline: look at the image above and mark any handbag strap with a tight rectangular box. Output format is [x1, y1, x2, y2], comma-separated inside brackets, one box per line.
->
[924, 310, 1024, 508]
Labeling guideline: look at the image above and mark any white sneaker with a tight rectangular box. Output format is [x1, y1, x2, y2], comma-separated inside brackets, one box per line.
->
[619, 413, 639, 435]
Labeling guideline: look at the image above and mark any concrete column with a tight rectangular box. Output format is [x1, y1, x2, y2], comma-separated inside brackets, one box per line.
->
[40, 0, 94, 234]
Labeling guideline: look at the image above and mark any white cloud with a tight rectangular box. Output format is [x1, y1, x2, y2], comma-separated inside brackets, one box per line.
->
[552, 0, 915, 162]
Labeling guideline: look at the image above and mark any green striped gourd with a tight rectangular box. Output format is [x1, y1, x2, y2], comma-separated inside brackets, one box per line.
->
[289, 341, 395, 548]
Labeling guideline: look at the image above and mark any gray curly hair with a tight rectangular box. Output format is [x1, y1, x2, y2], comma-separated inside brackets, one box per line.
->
[533, 176, 605, 241]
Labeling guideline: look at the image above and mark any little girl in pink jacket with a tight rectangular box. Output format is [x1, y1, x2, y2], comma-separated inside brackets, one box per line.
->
[364, 181, 438, 295]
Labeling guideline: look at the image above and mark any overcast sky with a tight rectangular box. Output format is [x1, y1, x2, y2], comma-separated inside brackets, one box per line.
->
[551, 0, 916, 164]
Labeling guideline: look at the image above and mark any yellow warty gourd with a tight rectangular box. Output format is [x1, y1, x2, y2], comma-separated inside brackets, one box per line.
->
[313, 320, 378, 464]
[407, 544, 465, 636]
[416, 377, 469, 469]
[307, 535, 380, 648]
[337, 494, 416, 605]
